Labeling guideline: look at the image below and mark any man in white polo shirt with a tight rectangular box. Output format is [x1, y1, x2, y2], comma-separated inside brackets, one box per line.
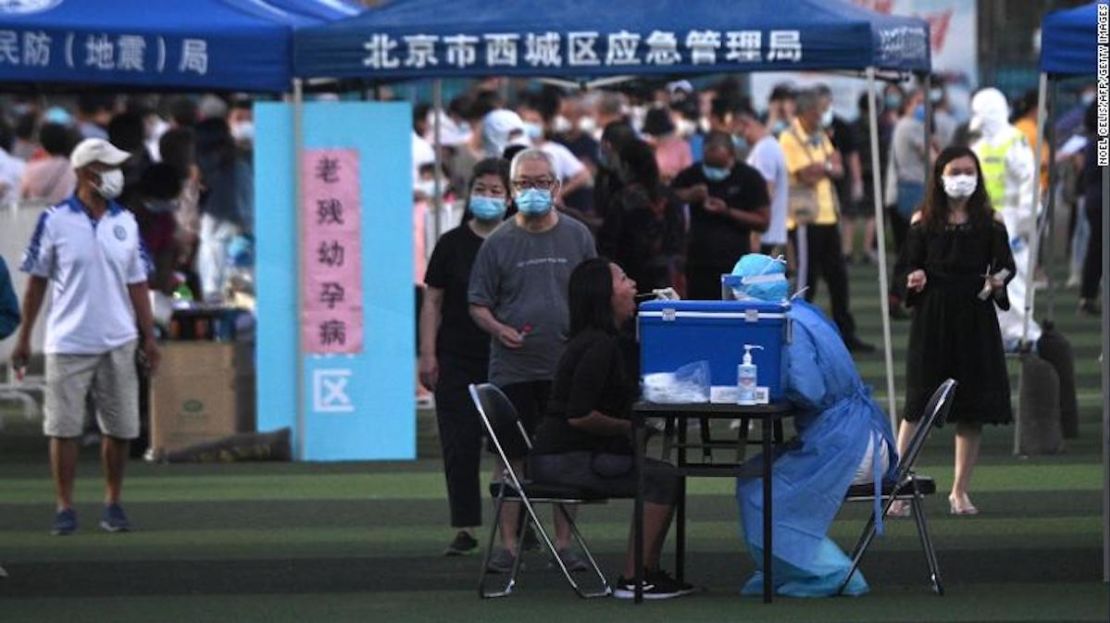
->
[11, 138, 160, 536]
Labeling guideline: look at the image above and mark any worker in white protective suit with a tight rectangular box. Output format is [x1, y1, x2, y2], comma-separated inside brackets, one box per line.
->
[969, 88, 1039, 350]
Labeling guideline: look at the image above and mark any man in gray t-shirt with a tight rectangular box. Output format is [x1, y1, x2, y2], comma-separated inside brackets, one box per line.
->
[467, 148, 595, 571]
[469, 215, 595, 388]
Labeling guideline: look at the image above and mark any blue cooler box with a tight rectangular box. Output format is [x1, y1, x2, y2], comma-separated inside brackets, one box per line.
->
[638, 300, 790, 399]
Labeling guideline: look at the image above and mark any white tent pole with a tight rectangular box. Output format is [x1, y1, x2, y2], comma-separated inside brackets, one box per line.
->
[432, 78, 444, 243]
[1013, 73, 1050, 456]
[292, 78, 306, 461]
[867, 66, 897, 429]
[1022, 72, 1049, 348]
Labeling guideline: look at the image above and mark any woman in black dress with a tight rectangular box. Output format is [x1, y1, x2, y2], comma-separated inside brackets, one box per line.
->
[896, 146, 1015, 516]
[419, 158, 511, 555]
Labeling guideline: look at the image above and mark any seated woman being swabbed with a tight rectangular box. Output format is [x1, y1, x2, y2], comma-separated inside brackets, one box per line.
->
[529, 257, 694, 600]
[730, 254, 897, 597]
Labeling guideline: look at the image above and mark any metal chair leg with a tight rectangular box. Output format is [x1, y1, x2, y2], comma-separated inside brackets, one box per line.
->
[556, 504, 612, 598]
[910, 494, 944, 595]
[837, 504, 879, 595]
[479, 492, 512, 598]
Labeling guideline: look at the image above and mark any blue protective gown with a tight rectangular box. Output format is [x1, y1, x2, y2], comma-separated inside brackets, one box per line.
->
[736, 300, 897, 597]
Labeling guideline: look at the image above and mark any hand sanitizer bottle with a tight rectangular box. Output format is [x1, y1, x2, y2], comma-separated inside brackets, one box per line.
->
[737, 344, 763, 406]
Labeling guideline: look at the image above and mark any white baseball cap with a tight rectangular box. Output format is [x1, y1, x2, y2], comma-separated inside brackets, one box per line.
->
[481, 109, 530, 157]
[70, 138, 130, 169]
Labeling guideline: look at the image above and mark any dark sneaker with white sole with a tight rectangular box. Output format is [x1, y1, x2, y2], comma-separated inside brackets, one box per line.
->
[99, 503, 132, 533]
[549, 548, 591, 573]
[51, 508, 77, 536]
[612, 568, 697, 600]
[444, 531, 478, 556]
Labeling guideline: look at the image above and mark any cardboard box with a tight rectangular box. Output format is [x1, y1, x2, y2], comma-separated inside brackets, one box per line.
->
[150, 342, 256, 453]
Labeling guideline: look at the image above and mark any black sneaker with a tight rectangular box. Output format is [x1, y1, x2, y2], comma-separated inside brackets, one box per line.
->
[612, 569, 697, 600]
[444, 531, 478, 556]
[486, 547, 520, 574]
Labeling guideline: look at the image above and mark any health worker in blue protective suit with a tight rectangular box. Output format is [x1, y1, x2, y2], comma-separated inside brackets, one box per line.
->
[731, 254, 897, 597]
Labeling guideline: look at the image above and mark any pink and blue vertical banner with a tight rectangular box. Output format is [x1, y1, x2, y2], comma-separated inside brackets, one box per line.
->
[302, 148, 364, 354]
[255, 102, 414, 461]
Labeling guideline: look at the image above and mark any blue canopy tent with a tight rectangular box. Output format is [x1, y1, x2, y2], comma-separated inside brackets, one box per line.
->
[1037, 0, 1109, 584]
[294, 0, 929, 80]
[261, 0, 361, 21]
[0, 0, 327, 91]
[291, 0, 929, 437]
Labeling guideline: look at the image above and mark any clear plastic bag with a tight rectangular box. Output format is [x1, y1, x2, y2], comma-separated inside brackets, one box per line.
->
[642, 360, 711, 404]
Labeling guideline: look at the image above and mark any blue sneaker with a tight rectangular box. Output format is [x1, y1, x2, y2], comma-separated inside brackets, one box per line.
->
[51, 508, 77, 536]
[99, 503, 132, 533]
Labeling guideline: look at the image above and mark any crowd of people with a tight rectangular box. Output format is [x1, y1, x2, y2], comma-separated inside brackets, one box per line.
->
[0, 74, 1101, 597]
[0, 93, 256, 306]
[415, 76, 1102, 598]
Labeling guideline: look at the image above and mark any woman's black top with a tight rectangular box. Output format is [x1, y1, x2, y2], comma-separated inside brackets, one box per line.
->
[424, 224, 490, 360]
[900, 218, 1015, 425]
[532, 328, 636, 455]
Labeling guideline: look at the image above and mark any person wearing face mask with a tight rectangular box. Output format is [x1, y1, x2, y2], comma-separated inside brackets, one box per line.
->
[814, 85, 864, 263]
[468, 149, 597, 574]
[641, 106, 693, 185]
[969, 88, 1038, 351]
[888, 89, 935, 254]
[552, 96, 602, 219]
[228, 99, 254, 154]
[780, 90, 875, 352]
[420, 158, 513, 557]
[730, 254, 896, 597]
[734, 104, 789, 256]
[12, 138, 160, 537]
[517, 97, 594, 217]
[895, 146, 1015, 517]
[672, 131, 770, 300]
[766, 84, 796, 139]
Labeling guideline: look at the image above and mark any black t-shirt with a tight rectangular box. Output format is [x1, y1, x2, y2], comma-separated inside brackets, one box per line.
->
[827, 116, 857, 209]
[532, 328, 636, 455]
[555, 132, 599, 213]
[672, 161, 770, 268]
[424, 224, 490, 360]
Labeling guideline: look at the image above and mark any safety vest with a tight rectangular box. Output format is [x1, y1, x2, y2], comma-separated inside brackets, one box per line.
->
[974, 130, 1023, 211]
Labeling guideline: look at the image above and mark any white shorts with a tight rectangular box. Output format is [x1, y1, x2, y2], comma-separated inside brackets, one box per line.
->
[44, 340, 140, 439]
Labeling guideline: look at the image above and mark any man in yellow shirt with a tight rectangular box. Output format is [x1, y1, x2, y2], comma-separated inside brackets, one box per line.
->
[779, 89, 874, 353]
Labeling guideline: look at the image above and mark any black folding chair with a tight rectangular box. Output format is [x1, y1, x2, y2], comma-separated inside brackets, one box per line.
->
[468, 383, 611, 599]
[839, 378, 958, 596]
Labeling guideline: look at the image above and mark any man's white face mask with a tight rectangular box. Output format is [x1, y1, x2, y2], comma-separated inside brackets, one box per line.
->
[96, 168, 124, 200]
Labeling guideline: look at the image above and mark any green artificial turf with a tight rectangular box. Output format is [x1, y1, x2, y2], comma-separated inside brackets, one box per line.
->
[0, 259, 1107, 622]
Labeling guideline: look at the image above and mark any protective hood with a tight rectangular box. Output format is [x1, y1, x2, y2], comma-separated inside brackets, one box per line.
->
[731, 254, 789, 302]
[970, 88, 1010, 138]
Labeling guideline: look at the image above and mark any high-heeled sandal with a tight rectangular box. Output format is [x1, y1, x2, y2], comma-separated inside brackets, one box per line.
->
[948, 494, 979, 515]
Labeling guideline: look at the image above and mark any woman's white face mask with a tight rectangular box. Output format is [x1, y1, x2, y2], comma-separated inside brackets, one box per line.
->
[942, 174, 977, 199]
